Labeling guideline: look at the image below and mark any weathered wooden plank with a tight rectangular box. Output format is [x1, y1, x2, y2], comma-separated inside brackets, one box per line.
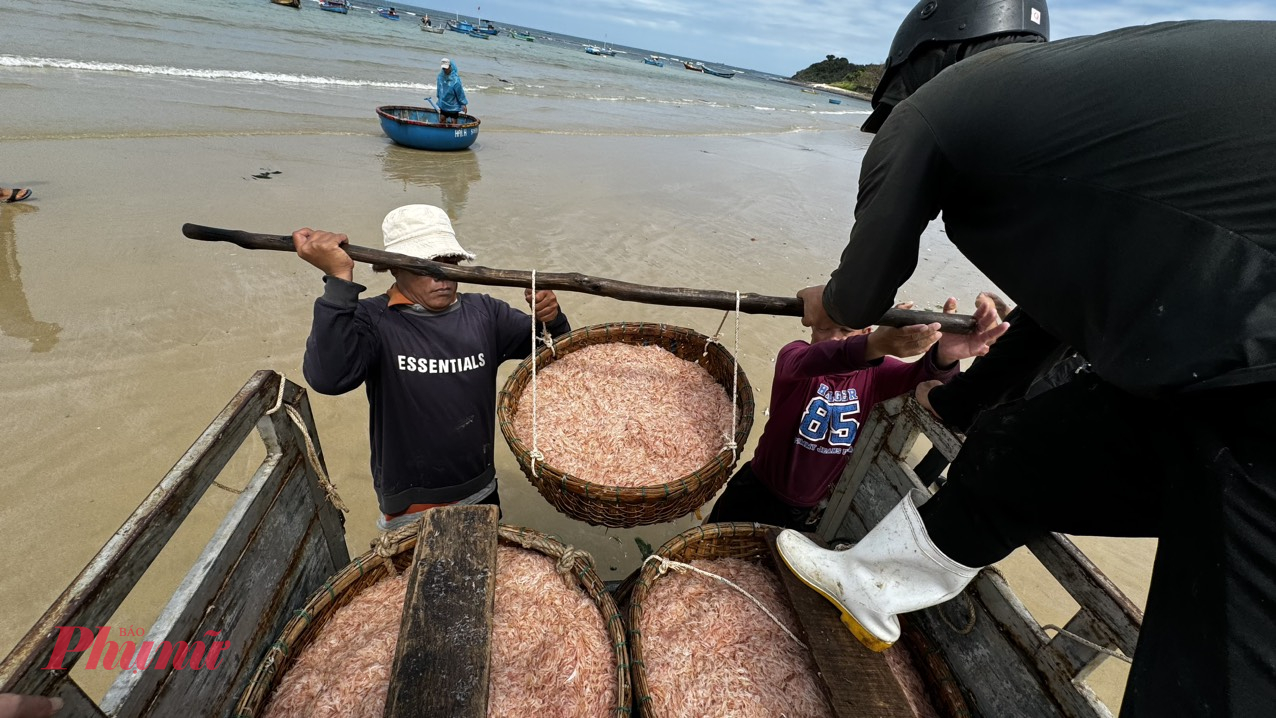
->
[100, 450, 291, 714]
[876, 451, 927, 498]
[1026, 534, 1142, 656]
[792, 395, 1138, 718]
[384, 506, 499, 718]
[833, 506, 868, 546]
[54, 678, 108, 718]
[268, 396, 348, 563]
[0, 371, 286, 696]
[825, 450, 1072, 718]
[878, 396, 907, 417]
[973, 570, 1112, 718]
[764, 530, 915, 718]
[829, 463, 889, 543]
[817, 405, 893, 541]
[105, 443, 348, 718]
[899, 398, 964, 462]
[144, 508, 340, 717]
[852, 462, 907, 528]
[883, 408, 922, 461]
[909, 595, 1068, 718]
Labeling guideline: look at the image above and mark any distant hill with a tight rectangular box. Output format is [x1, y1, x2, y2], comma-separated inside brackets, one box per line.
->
[793, 56, 884, 96]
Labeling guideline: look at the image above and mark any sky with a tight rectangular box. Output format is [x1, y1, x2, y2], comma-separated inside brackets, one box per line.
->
[453, 1, 1276, 76]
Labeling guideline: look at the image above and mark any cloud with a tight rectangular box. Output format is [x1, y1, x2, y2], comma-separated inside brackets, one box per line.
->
[476, 1, 1276, 76]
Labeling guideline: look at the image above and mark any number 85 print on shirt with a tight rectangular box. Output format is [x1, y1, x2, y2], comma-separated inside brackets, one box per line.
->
[796, 384, 861, 453]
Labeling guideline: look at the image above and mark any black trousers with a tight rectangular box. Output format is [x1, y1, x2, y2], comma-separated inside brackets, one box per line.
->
[919, 374, 1276, 717]
[705, 462, 821, 531]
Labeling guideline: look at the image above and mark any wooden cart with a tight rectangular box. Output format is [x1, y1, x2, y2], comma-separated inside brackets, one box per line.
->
[817, 395, 1143, 717]
[1, 375, 1142, 717]
[0, 371, 348, 717]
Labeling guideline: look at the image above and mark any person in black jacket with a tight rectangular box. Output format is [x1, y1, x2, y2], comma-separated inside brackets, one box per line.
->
[776, 5, 1276, 715]
[293, 205, 571, 531]
[912, 300, 1087, 486]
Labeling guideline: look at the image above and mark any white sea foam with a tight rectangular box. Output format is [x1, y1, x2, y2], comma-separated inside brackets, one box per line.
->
[0, 55, 431, 91]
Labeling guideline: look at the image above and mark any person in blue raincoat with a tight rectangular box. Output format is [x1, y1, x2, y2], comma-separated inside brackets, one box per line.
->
[436, 58, 468, 125]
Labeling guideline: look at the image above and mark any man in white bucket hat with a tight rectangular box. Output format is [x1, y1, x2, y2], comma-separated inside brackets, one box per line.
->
[291, 205, 570, 530]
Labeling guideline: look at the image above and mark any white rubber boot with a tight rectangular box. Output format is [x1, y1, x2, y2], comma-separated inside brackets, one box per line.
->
[776, 488, 979, 652]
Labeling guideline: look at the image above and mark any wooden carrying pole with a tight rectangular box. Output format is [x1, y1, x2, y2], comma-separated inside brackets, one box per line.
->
[182, 223, 978, 333]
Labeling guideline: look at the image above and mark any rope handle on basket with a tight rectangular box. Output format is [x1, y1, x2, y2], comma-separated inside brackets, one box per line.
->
[713, 292, 740, 461]
[541, 326, 556, 358]
[529, 270, 543, 477]
[268, 375, 349, 513]
[371, 521, 421, 577]
[701, 311, 730, 358]
[555, 545, 594, 588]
[643, 554, 805, 649]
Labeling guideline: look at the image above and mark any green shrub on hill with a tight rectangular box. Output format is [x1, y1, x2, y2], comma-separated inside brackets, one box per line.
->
[793, 55, 883, 94]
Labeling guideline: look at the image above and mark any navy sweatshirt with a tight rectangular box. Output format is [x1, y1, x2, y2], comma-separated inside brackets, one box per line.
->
[303, 277, 571, 514]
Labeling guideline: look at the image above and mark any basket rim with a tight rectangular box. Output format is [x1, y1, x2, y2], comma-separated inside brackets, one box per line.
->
[625, 522, 779, 718]
[496, 322, 755, 505]
[235, 522, 632, 717]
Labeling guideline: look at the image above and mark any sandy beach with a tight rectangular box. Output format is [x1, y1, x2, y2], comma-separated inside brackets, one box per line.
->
[1, 0, 1154, 709]
[2, 126, 1147, 710]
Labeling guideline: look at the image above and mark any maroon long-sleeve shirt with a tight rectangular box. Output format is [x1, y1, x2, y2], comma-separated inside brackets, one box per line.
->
[750, 335, 957, 507]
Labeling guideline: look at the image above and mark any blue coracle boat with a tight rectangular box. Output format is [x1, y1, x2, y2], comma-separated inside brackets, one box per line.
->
[376, 106, 480, 151]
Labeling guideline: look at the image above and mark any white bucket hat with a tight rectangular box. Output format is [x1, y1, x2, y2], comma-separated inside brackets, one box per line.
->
[381, 204, 474, 262]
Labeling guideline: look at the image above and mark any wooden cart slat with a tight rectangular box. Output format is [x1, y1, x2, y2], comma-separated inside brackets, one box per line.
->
[817, 396, 1142, 718]
[0, 371, 350, 718]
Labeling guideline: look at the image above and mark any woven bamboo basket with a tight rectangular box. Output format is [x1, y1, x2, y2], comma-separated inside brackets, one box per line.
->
[624, 523, 970, 718]
[496, 322, 754, 528]
[235, 523, 632, 717]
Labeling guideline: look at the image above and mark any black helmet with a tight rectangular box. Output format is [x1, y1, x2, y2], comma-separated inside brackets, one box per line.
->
[862, 0, 1049, 132]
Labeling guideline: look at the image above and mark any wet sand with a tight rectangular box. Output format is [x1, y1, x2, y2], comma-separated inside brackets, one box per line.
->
[0, 127, 1153, 708]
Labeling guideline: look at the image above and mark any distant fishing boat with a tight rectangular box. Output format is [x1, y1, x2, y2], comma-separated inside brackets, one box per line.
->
[377, 105, 480, 151]
[270, 0, 300, 9]
[586, 45, 616, 56]
[447, 18, 475, 33]
[467, 29, 490, 39]
[700, 64, 736, 79]
[318, 0, 348, 13]
[643, 55, 664, 67]
[376, 7, 400, 20]
[683, 61, 704, 72]
[421, 24, 444, 33]
[510, 30, 535, 41]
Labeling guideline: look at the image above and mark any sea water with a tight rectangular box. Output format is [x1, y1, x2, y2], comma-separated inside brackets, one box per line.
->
[0, 0, 868, 139]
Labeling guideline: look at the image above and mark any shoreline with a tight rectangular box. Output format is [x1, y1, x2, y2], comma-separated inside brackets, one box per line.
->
[770, 77, 873, 102]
